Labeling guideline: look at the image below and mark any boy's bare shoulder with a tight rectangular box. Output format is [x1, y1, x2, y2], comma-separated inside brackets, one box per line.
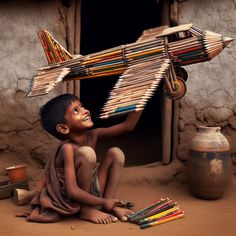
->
[60, 142, 84, 155]
[55, 142, 75, 167]
[58, 142, 74, 155]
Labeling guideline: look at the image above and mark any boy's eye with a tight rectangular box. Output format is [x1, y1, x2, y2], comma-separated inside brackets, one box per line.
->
[73, 108, 79, 114]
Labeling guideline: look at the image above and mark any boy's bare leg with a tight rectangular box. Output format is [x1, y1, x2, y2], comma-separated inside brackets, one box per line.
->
[97, 147, 134, 221]
[75, 146, 117, 224]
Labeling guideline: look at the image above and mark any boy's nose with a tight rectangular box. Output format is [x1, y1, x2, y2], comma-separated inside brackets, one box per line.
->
[82, 107, 89, 114]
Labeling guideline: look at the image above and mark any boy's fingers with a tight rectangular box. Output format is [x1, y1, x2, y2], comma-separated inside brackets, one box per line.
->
[115, 201, 135, 208]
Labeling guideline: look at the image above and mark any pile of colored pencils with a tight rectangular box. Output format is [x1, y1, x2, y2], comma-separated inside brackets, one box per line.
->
[38, 30, 73, 64]
[80, 37, 166, 80]
[26, 24, 232, 100]
[128, 197, 185, 229]
[99, 58, 170, 119]
[27, 67, 71, 97]
[169, 25, 224, 66]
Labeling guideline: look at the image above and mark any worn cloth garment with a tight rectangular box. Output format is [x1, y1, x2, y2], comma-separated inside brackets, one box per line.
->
[25, 143, 101, 223]
[90, 167, 102, 197]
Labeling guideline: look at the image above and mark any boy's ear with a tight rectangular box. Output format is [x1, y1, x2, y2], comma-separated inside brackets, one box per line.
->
[56, 124, 70, 134]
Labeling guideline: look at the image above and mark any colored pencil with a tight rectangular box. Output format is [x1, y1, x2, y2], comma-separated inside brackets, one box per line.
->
[140, 211, 185, 229]
[138, 206, 179, 224]
[135, 201, 176, 222]
[128, 198, 170, 222]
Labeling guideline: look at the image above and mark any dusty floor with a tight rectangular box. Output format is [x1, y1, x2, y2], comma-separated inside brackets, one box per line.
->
[0, 161, 236, 236]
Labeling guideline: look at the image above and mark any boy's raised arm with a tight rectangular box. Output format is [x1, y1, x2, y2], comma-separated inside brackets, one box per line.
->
[94, 110, 143, 139]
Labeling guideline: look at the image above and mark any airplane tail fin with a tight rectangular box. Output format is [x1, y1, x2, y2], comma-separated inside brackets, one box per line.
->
[37, 30, 73, 64]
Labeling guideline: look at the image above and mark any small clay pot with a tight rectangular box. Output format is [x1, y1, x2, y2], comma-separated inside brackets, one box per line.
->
[5, 164, 27, 183]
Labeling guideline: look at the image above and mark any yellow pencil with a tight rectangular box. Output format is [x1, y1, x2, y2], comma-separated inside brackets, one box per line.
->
[140, 212, 185, 229]
[139, 206, 179, 223]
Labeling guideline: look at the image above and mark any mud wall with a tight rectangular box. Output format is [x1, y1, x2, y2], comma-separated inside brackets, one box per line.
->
[177, 0, 236, 171]
[0, 0, 67, 176]
[1, 0, 236, 179]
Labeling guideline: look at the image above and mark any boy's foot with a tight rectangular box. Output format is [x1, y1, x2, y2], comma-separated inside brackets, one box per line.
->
[79, 206, 118, 224]
[112, 206, 134, 222]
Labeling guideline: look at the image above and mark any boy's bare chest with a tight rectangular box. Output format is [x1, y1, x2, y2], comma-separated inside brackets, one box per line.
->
[85, 131, 97, 149]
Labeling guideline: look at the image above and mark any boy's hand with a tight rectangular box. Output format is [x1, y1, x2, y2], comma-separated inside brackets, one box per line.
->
[102, 199, 120, 211]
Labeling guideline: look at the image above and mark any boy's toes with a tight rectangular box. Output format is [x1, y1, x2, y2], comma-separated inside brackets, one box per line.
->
[107, 215, 118, 223]
[113, 207, 134, 222]
[97, 217, 108, 224]
[115, 212, 128, 222]
[98, 215, 117, 224]
[110, 215, 118, 222]
[120, 215, 128, 222]
[100, 218, 108, 224]
[79, 206, 117, 224]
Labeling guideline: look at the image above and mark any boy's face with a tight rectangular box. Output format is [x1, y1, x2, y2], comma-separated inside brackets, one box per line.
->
[64, 100, 94, 133]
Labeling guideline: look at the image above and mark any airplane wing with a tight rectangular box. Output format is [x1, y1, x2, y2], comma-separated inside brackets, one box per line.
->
[99, 58, 171, 119]
[26, 67, 70, 97]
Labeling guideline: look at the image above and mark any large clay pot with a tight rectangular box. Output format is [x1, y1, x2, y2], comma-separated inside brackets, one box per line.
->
[187, 126, 232, 200]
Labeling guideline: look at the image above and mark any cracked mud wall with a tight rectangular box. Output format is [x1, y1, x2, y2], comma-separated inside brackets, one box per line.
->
[177, 0, 236, 171]
[1, 0, 236, 179]
[0, 0, 68, 176]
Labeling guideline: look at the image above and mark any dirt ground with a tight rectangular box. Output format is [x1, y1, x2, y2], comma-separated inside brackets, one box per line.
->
[0, 160, 236, 236]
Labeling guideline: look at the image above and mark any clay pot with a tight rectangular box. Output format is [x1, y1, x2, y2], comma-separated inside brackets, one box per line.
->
[5, 164, 27, 183]
[187, 126, 232, 200]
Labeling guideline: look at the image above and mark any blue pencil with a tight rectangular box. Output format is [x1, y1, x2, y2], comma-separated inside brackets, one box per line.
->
[136, 202, 177, 224]
[128, 198, 169, 222]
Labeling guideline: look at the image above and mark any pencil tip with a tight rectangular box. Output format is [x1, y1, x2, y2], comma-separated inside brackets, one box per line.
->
[223, 37, 234, 47]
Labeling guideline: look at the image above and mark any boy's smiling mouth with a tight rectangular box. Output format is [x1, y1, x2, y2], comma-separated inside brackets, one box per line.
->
[83, 115, 91, 122]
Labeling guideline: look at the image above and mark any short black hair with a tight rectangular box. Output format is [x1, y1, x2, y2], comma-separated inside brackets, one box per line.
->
[40, 93, 79, 140]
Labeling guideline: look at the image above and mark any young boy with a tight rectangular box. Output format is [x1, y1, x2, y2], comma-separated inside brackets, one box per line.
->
[27, 93, 142, 224]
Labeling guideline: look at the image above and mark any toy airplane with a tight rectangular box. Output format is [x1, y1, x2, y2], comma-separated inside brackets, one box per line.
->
[26, 23, 233, 118]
